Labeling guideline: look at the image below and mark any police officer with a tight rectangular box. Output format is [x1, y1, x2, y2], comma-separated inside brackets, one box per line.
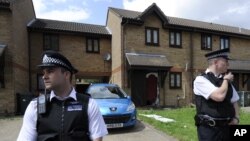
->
[17, 50, 108, 141]
[193, 48, 240, 141]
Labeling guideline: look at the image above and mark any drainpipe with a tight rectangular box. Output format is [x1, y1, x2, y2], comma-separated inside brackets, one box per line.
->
[190, 30, 194, 103]
[28, 31, 31, 91]
[163, 75, 166, 106]
[121, 19, 129, 89]
[176, 30, 194, 106]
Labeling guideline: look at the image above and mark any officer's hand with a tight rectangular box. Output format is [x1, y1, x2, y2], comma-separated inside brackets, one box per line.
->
[228, 118, 239, 125]
[223, 72, 234, 82]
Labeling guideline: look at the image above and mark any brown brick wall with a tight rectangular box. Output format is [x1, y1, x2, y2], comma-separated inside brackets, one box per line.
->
[107, 10, 123, 86]
[123, 14, 193, 106]
[0, 9, 14, 115]
[0, 0, 35, 115]
[29, 32, 111, 92]
[12, 0, 35, 94]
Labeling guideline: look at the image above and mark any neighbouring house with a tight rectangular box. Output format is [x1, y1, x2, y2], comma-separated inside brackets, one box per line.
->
[106, 3, 250, 107]
[27, 19, 112, 95]
[0, 0, 35, 115]
[1, 2, 250, 115]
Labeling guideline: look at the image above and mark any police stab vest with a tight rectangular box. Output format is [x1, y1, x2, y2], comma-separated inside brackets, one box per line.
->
[36, 93, 91, 141]
[195, 72, 235, 118]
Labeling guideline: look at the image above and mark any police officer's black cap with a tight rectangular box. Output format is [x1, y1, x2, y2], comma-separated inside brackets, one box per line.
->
[205, 48, 230, 60]
[37, 50, 78, 74]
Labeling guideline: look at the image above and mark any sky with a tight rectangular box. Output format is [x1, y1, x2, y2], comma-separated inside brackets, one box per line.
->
[33, 0, 250, 29]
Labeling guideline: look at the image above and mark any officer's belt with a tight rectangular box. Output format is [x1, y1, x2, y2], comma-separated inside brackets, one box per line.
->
[195, 114, 232, 127]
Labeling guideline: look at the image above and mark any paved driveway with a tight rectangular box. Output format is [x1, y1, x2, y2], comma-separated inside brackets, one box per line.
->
[0, 117, 23, 141]
[2, 107, 250, 141]
[106, 120, 177, 141]
[0, 117, 177, 141]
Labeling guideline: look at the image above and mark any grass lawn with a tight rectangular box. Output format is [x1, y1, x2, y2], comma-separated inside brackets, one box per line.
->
[138, 107, 250, 141]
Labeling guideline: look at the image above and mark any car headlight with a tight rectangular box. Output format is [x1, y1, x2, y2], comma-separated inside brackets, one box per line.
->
[126, 102, 135, 112]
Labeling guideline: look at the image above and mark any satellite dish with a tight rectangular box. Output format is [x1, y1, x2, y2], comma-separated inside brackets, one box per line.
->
[103, 53, 111, 61]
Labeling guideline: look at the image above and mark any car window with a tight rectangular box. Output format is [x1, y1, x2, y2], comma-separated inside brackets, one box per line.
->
[88, 85, 126, 99]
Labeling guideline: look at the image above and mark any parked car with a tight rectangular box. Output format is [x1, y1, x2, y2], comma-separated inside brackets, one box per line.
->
[86, 83, 137, 129]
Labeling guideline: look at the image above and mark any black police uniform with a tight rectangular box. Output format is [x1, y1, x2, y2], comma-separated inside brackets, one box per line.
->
[37, 93, 91, 141]
[37, 51, 91, 141]
[194, 48, 236, 141]
[195, 72, 235, 141]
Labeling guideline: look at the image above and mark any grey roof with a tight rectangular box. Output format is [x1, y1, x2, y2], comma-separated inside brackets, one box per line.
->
[109, 6, 250, 36]
[0, 0, 11, 3]
[0, 43, 7, 56]
[229, 60, 250, 71]
[28, 18, 111, 36]
[126, 53, 172, 69]
[110, 7, 141, 19]
[0, 0, 11, 9]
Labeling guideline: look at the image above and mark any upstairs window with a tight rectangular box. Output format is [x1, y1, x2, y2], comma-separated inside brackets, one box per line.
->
[86, 38, 100, 53]
[43, 34, 59, 51]
[170, 30, 182, 48]
[170, 72, 182, 89]
[201, 34, 212, 50]
[145, 27, 159, 46]
[0, 53, 4, 88]
[220, 36, 230, 50]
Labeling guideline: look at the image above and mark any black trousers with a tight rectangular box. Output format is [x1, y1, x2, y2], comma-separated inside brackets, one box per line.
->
[197, 125, 230, 141]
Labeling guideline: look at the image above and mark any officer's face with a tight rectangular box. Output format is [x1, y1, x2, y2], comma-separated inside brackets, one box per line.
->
[216, 58, 229, 73]
[42, 67, 68, 90]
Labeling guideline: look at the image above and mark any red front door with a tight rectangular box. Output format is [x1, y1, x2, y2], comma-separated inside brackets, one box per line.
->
[146, 74, 157, 105]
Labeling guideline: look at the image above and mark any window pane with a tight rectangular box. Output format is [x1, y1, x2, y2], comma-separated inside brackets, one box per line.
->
[51, 36, 58, 50]
[170, 32, 175, 45]
[170, 74, 175, 87]
[202, 36, 206, 48]
[176, 33, 180, 45]
[94, 40, 98, 52]
[207, 36, 211, 48]
[0, 55, 4, 88]
[220, 38, 224, 49]
[176, 74, 180, 87]
[225, 39, 229, 48]
[44, 35, 50, 49]
[44, 34, 58, 50]
[87, 39, 92, 51]
[153, 30, 158, 43]
[146, 29, 151, 43]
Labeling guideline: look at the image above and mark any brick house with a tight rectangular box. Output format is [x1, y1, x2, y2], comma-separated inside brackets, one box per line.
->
[0, 0, 35, 115]
[27, 19, 112, 95]
[1, 2, 250, 115]
[106, 3, 250, 107]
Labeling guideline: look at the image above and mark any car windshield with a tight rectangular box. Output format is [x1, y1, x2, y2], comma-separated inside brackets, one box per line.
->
[87, 85, 127, 99]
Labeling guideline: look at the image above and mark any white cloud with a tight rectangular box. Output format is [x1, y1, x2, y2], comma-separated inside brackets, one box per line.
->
[123, 0, 196, 16]
[38, 8, 90, 22]
[226, 4, 250, 14]
[94, 0, 112, 2]
[52, 0, 67, 3]
[122, 0, 250, 29]
[33, 0, 47, 12]
[33, 0, 90, 22]
[32, 0, 250, 28]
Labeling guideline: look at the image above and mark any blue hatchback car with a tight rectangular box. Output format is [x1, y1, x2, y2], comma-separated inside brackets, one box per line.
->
[86, 83, 137, 129]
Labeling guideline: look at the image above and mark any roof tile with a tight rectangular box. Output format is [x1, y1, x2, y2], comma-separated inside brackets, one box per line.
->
[28, 18, 111, 36]
[126, 53, 172, 68]
[110, 7, 250, 36]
